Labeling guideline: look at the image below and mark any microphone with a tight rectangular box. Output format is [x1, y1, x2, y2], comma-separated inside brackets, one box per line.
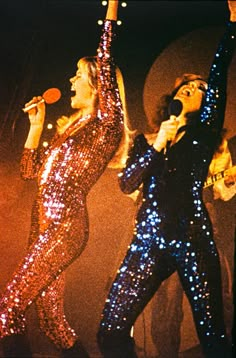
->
[168, 99, 183, 118]
[22, 88, 61, 113]
[165, 99, 183, 152]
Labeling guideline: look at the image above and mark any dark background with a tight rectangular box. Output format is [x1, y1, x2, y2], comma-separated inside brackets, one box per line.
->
[0, 0, 232, 157]
[0, 1, 235, 357]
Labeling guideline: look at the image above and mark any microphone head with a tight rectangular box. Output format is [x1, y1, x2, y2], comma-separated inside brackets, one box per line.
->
[168, 99, 183, 117]
[42, 88, 61, 104]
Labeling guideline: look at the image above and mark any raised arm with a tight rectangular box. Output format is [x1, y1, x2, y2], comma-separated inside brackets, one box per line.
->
[200, 0, 236, 137]
[97, 0, 123, 121]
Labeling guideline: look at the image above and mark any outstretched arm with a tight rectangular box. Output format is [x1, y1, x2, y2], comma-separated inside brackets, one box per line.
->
[97, 0, 122, 119]
[199, 0, 236, 148]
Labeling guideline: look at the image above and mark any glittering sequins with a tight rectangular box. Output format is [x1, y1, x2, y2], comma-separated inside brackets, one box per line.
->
[99, 21, 236, 356]
[0, 20, 123, 348]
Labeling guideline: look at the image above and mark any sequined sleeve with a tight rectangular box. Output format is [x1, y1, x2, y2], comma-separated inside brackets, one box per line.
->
[118, 134, 161, 194]
[20, 148, 42, 180]
[200, 22, 236, 135]
[97, 20, 123, 124]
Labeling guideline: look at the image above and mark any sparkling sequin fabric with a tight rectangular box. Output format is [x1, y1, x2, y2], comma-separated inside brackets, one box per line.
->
[0, 20, 123, 349]
[98, 22, 236, 356]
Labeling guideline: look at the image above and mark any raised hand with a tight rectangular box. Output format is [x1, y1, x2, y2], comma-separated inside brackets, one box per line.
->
[106, 0, 119, 21]
[228, 0, 236, 22]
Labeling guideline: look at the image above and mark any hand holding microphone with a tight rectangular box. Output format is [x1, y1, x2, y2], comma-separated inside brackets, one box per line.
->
[23, 88, 61, 149]
[153, 99, 183, 152]
[22, 88, 61, 113]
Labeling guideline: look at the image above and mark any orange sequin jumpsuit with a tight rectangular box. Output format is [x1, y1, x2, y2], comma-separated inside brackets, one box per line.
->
[0, 20, 123, 349]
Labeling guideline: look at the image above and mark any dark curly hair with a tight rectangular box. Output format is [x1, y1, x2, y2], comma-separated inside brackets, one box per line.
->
[152, 73, 207, 131]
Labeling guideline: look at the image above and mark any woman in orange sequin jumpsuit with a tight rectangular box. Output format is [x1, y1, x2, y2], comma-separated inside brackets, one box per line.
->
[0, 1, 124, 357]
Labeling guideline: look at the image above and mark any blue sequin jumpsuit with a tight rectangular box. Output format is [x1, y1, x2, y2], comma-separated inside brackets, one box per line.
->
[98, 22, 236, 357]
[0, 20, 123, 349]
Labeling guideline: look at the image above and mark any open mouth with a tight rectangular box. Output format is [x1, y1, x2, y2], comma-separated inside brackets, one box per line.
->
[70, 88, 76, 99]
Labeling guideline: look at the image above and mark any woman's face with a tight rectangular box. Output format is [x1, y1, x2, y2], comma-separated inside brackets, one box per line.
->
[173, 80, 207, 114]
[69, 60, 95, 109]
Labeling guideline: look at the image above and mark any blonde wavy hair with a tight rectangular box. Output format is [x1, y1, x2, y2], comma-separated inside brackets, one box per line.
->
[57, 56, 134, 168]
[108, 66, 135, 169]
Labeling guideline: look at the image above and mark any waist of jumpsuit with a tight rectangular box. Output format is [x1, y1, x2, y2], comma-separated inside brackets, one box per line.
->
[142, 174, 205, 221]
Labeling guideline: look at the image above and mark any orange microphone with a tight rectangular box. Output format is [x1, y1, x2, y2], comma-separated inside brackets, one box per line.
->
[22, 88, 61, 113]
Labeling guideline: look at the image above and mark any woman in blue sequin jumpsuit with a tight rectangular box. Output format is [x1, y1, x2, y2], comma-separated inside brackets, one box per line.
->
[0, 1, 124, 357]
[98, 1, 236, 357]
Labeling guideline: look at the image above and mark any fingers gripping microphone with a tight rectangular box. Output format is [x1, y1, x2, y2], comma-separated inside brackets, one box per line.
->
[22, 88, 61, 113]
[165, 99, 183, 152]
